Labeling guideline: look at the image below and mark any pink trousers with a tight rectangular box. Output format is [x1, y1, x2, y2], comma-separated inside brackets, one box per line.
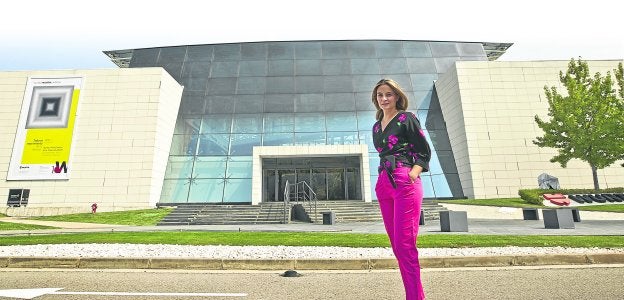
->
[375, 167, 425, 300]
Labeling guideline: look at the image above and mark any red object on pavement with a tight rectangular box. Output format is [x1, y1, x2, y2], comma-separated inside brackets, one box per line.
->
[542, 194, 570, 206]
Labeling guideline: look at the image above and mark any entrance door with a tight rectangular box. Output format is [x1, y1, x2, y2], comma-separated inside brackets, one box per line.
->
[326, 168, 345, 200]
[264, 169, 277, 202]
[345, 167, 361, 200]
[311, 168, 327, 200]
[296, 169, 311, 187]
[263, 156, 361, 202]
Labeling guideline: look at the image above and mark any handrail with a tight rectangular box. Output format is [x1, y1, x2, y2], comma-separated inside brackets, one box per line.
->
[283, 180, 290, 224]
[284, 180, 318, 222]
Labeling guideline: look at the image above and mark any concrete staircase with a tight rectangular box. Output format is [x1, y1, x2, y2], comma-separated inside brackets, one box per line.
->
[158, 201, 447, 226]
[304, 200, 446, 223]
[157, 203, 287, 225]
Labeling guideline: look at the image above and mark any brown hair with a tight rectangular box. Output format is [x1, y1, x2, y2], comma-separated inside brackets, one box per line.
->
[371, 78, 409, 121]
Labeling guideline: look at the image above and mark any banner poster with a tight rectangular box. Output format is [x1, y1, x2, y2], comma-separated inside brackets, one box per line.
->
[7, 76, 84, 180]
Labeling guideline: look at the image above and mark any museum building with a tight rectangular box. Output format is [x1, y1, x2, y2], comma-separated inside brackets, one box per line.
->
[1, 40, 622, 216]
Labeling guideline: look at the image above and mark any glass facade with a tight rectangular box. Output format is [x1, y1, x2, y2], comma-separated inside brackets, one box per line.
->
[123, 40, 488, 203]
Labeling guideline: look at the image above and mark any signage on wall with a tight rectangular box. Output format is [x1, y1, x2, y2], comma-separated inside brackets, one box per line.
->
[7, 76, 84, 180]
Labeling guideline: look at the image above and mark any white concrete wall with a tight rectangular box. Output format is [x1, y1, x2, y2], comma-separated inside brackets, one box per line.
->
[433, 65, 474, 198]
[0, 68, 183, 216]
[436, 60, 624, 199]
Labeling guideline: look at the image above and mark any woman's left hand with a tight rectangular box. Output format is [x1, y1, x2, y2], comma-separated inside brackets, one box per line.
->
[409, 165, 423, 183]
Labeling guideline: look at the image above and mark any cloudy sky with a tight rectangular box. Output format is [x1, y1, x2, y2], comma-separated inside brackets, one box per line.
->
[1, 0, 622, 70]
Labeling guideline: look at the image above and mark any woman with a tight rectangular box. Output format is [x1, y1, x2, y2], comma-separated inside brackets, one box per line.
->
[372, 78, 431, 300]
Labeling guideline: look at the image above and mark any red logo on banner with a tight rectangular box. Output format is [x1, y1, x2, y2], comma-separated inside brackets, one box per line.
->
[52, 161, 68, 173]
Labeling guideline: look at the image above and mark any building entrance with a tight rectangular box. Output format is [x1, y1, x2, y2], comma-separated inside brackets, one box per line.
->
[263, 156, 361, 202]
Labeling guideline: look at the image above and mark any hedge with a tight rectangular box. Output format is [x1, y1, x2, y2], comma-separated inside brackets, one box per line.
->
[518, 188, 624, 205]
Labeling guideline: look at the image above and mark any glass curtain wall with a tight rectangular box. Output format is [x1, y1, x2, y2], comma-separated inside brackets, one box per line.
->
[127, 40, 482, 203]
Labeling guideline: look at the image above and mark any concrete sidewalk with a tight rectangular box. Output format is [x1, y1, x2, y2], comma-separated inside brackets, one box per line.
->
[2, 218, 624, 236]
[2, 204, 623, 236]
[1, 204, 623, 270]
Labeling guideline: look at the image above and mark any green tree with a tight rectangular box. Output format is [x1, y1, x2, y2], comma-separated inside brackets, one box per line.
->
[616, 62, 624, 167]
[534, 58, 624, 190]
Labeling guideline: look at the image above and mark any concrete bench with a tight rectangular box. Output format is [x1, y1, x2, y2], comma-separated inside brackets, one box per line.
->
[562, 207, 581, 222]
[542, 208, 575, 229]
[439, 210, 468, 232]
[522, 208, 540, 220]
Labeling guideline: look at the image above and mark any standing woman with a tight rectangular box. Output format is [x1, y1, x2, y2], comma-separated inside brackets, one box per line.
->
[372, 79, 431, 300]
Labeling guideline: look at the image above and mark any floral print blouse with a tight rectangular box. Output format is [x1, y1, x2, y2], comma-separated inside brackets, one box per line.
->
[372, 111, 431, 174]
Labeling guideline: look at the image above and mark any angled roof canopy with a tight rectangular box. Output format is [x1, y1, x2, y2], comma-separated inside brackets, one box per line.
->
[104, 40, 513, 68]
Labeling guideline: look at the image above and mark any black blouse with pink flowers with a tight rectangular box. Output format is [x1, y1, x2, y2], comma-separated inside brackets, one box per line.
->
[372, 111, 431, 174]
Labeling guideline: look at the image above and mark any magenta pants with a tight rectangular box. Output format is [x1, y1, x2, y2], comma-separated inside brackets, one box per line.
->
[376, 167, 425, 300]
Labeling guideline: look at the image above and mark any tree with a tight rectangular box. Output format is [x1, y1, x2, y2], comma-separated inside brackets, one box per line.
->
[616, 62, 624, 167]
[534, 58, 624, 190]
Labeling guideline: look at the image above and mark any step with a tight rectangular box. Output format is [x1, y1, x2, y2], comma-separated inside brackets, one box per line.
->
[157, 201, 447, 225]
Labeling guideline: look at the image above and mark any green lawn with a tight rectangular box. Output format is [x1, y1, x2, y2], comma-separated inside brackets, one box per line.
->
[437, 198, 624, 212]
[576, 204, 624, 213]
[3, 203, 623, 248]
[437, 198, 543, 208]
[0, 231, 621, 248]
[21, 199, 623, 230]
[0, 221, 57, 230]
[31, 208, 174, 226]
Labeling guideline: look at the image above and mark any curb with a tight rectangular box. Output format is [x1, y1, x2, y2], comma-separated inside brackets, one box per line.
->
[2, 253, 623, 270]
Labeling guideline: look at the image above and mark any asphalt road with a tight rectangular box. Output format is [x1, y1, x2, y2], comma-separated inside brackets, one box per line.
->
[1, 265, 623, 299]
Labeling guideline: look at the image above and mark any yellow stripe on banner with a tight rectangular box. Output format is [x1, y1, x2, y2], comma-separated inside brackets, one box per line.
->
[21, 89, 80, 165]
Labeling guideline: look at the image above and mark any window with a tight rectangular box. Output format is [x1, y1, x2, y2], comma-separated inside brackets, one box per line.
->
[193, 157, 227, 178]
[197, 134, 229, 156]
[188, 179, 225, 202]
[229, 134, 261, 155]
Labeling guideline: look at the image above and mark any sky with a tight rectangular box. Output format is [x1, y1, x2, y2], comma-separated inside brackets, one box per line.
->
[1, 0, 622, 71]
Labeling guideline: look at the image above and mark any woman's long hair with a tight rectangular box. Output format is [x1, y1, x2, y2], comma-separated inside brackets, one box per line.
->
[371, 78, 409, 121]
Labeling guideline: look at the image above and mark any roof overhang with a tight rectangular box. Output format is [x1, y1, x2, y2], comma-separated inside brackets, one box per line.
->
[104, 41, 514, 68]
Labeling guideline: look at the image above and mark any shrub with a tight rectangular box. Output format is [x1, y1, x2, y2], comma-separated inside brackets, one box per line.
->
[518, 188, 624, 205]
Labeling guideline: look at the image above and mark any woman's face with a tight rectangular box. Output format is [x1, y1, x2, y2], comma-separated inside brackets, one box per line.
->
[376, 84, 398, 112]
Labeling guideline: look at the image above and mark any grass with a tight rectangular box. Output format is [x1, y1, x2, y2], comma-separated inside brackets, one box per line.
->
[0, 221, 57, 230]
[438, 198, 624, 212]
[577, 204, 624, 213]
[19, 198, 622, 229]
[31, 208, 174, 226]
[0, 231, 622, 248]
[2, 199, 619, 249]
[437, 198, 543, 208]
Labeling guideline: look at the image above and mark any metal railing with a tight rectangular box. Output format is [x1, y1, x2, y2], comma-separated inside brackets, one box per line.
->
[283, 180, 318, 223]
[283, 180, 291, 224]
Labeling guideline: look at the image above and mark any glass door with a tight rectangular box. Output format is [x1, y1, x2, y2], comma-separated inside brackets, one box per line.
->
[264, 169, 277, 202]
[311, 169, 327, 200]
[326, 168, 345, 200]
[262, 156, 361, 202]
[296, 169, 311, 187]
[345, 167, 362, 200]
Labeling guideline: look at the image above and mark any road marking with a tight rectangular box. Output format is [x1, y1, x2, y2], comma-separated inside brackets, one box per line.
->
[0, 288, 62, 299]
[0, 288, 247, 299]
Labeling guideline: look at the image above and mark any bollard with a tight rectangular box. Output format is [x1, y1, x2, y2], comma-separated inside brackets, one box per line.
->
[439, 211, 468, 232]
[322, 211, 335, 225]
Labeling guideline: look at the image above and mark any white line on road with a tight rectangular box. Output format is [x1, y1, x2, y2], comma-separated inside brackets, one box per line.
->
[54, 291, 248, 297]
[0, 288, 247, 299]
